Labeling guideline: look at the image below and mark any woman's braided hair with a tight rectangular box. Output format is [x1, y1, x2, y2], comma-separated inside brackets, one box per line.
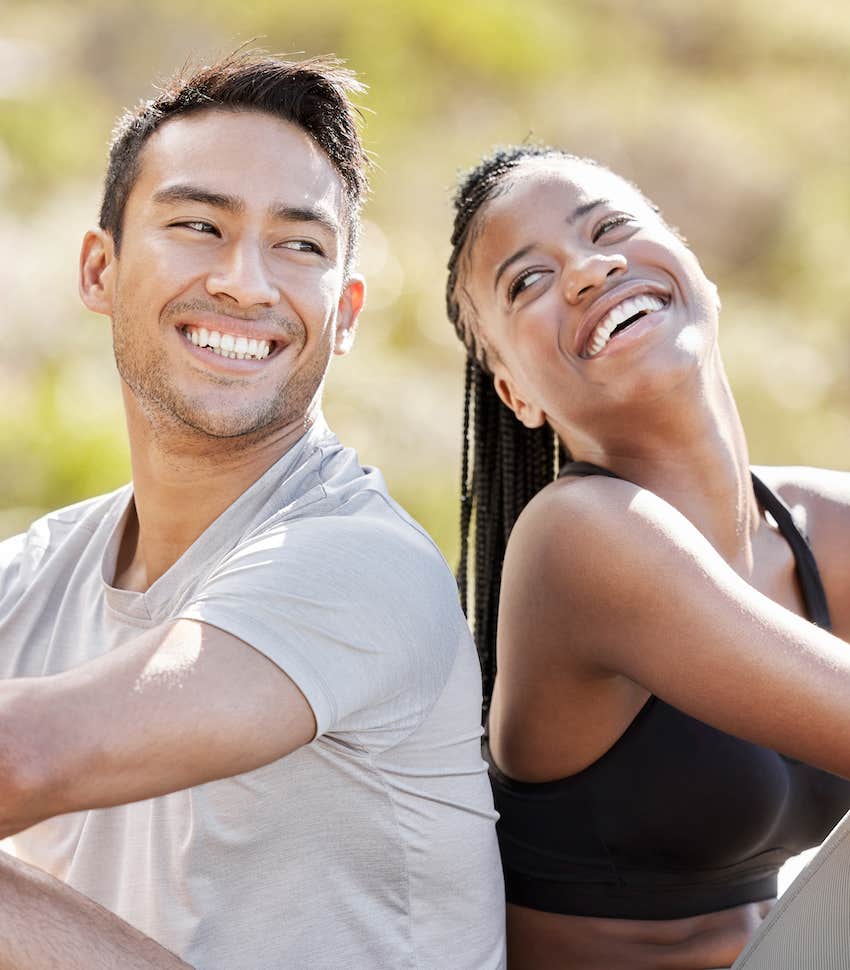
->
[447, 147, 675, 720]
[446, 145, 573, 720]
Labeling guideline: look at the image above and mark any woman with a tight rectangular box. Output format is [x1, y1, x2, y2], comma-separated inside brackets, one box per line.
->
[445, 145, 850, 970]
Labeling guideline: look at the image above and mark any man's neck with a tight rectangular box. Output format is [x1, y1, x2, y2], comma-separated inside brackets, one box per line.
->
[113, 400, 318, 593]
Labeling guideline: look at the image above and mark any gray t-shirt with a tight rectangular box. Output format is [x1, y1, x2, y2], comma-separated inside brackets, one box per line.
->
[0, 418, 505, 970]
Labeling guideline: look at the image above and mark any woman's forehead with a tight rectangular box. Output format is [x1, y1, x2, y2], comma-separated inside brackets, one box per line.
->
[469, 159, 651, 267]
[490, 159, 647, 229]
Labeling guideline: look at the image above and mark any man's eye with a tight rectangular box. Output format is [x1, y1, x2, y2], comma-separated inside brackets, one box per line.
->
[592, 215, 634, 243]
[508, 269, 547, 303]
[279, 240, 323, 254]
[174, 220, 217, 235]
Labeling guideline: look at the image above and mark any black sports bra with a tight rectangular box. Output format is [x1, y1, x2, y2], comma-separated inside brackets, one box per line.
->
[487, 463, 850, 920]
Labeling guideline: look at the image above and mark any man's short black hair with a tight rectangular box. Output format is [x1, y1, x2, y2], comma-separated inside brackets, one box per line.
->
[99, 49, 369, 273]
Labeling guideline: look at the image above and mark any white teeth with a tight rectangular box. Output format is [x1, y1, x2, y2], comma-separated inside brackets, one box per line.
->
[584, 293, 665, 358]
[182, 327, 272, 361]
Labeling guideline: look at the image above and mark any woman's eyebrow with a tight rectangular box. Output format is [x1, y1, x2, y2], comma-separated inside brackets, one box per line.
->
[492, 199, 612, 292]
[493, 244, 534, 293]
[567, 198, 607, 223]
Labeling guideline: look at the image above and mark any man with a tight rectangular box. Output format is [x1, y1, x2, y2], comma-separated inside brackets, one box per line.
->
[0, 52, 505, 969]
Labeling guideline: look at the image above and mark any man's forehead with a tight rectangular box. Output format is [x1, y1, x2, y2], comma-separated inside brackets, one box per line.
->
[131, 107, 345, 210]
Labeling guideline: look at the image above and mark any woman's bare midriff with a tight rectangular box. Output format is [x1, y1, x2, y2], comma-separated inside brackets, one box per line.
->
[506, 898, 775, 970]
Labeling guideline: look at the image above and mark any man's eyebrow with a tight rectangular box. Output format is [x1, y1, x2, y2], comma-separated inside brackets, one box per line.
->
[152, 185, 244, 213]
[268, 204, 341, 239]
[151, 190, 341, 240]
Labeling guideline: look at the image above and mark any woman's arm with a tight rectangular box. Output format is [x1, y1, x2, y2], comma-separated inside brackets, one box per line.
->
[495, 473, 850, 780]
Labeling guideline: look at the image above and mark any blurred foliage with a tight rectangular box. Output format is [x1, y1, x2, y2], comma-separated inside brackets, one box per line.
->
[0, 0, 848, 562]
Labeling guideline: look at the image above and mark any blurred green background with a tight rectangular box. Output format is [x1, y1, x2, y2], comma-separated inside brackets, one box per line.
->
[1, 0, 848, 561]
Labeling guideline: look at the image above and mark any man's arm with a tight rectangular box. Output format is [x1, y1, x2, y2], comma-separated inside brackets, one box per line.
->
[0, 619, 316, 835]
[0, 850, 194, 969]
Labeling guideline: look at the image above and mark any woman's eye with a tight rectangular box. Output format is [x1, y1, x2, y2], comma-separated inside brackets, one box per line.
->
[592, 214, 634, 243]
[508, 269, 547, 303]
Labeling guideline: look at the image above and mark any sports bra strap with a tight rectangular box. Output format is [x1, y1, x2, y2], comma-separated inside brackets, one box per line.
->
[750, 472, 831, 629]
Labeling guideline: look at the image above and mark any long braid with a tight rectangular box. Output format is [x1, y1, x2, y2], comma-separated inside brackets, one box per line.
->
[445, 144, 569, 721]
[457, 357, 475, 617]
[465, 365, 556, 720]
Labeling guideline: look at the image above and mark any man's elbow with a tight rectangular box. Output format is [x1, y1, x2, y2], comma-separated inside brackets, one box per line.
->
[0, 681, 65, 837]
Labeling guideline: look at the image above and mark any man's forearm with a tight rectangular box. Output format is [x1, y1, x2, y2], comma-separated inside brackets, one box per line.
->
[0, 850, 194, 970]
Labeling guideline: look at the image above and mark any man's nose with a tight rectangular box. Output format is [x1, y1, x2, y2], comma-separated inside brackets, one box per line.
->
[205, 242, 280, 307]
[563, 252, 627, 304]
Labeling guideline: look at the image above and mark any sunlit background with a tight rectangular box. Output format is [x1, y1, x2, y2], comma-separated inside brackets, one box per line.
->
[1, 0, 848, 563]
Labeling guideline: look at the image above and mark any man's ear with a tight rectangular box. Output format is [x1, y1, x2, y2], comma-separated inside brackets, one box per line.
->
[79, 229, 117, 316]
[493, 370, 546, 429]
[333, 274, 365, 356]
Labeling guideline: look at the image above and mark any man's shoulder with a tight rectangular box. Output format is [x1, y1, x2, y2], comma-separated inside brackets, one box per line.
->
[245, 478, 458, 611]
[264, 431, 450, 574]
[1, 486, 130, 559]
[214, 442, 464, 640]
[0, 486, 130, 599]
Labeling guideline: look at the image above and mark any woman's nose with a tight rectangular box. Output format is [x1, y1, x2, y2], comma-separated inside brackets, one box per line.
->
[563, 252, 627, 304]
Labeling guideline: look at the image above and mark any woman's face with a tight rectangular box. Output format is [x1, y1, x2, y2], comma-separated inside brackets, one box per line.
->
[460, 157, 721, 440]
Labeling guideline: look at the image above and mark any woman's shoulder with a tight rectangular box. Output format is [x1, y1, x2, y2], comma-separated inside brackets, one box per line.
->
[753, 464, 850, 638]
[502, 471, 714, 653]
[754, 464, 850, 505]
[751, 464, 850, 553]
[512, 468, 691, 562]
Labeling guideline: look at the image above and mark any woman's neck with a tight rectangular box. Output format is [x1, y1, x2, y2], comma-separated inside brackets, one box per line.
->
[562, 351, 760, 567]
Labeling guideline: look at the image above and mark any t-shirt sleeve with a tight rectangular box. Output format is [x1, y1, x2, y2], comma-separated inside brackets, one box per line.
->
[0, 532, 27, 606]
[178, 513, 462, 745]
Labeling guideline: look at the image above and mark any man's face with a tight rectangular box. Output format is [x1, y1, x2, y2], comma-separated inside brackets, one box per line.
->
[81, 108, 364, 441]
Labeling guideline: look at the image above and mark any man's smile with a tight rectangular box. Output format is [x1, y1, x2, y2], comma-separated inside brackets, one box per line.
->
[180, 324, 274, 360]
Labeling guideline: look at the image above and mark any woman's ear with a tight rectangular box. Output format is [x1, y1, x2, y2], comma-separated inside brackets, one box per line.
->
[493, 371, 546, 429]
[79, 229, 117, 316]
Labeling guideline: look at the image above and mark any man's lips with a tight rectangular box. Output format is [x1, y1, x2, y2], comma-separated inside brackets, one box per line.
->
[575, 282, 670, 359]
